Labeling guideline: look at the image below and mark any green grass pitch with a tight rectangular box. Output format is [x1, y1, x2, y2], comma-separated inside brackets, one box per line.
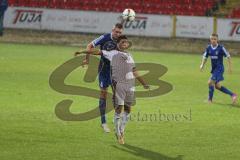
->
[1, 43, 240, 160]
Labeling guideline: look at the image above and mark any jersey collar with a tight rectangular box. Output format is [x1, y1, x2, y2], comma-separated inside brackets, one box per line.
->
[110, 33, 114, 40]
[211, 44, 218, 50]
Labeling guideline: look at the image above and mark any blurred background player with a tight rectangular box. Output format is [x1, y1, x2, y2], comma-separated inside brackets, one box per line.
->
[200, 33, 237, 104]
[76, 23, 123, 133]
[77, 35, 150, 144]
[0, 0, 8, 36]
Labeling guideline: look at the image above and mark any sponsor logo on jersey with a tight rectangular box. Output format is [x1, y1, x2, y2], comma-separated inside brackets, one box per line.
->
[102, 41, 117, 51]
[210, 56, 218, 59]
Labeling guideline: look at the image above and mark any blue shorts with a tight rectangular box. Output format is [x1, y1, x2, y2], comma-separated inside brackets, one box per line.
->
[98, 57, 111, 89]
[210, 70, 224, 83]
[98, 71, 112, 89]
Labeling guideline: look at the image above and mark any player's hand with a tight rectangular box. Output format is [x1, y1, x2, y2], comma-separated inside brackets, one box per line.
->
[74, 52, 89, 67]
[200, 64, 204, 72]
[81, 59, 89, 68]
[143, 84, 150, 90]
[74, 52, 82, 57]
[228, 68, 232, 74]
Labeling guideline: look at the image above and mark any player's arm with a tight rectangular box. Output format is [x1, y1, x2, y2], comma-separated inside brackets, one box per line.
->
[200, 57, 207, 71]
[133, 68, 150, 89]
[75, 49, 101, 56]
[200, 50, 208, 71]
[75, 49, 115, 57]
[74, 43, 93, 68]
[85, 42, 95, 61]
[74, 50, 102, 69]
[227, 56, 232, 74]
[75, 35, 105, 66]
[223, 47, 232, 73]
[227, 57, 232, 73]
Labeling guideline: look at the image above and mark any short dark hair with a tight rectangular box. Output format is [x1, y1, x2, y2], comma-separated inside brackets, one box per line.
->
[211, 33, 218, 37]
[114, 23, 123, 29]
[117, 35, 128, 43]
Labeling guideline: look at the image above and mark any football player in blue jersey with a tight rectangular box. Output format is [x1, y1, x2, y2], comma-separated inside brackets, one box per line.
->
[0, 0, 8, 36]
[200, 33, 237, 104]
[76, 23, 123, 132]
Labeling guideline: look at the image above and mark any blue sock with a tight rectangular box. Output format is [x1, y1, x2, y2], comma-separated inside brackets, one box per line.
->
[99, 98, 106, 124]
[218, 86, 233, 96]
[209, 86, 214, 101]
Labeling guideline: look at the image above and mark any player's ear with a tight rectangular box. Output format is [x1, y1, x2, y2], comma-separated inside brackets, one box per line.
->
[117, 43, 120, 50]
[128, 41, 132, 48]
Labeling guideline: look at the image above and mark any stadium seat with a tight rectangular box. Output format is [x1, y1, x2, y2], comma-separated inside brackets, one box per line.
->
[7, 0, 220, 16]
[8, 0, 19, 6]
[229, 7, 240, 18]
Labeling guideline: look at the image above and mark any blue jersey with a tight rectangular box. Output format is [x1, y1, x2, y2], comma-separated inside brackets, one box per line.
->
[0, 0, 8, 6]
[92, 33, 117, 73]
[203, 44, 230, 73]
[92, 33, 117, 88]
[0, 0, 8, 12]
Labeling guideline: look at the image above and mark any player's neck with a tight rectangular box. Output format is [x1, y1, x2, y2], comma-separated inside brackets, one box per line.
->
[117, 46, 125, 52]
[118, 49, 125, 52]
[211, 43, 218, 49]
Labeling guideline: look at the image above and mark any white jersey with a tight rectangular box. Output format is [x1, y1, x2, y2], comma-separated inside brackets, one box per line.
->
[102, 50, 135, 85]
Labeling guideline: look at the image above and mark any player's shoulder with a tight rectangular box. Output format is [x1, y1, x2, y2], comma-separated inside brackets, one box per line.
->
[205, 44, 211, 50]
[119, 51, 134, 60]
[98, 33, 112, 42]
[215, 44, 227, 52]
[102, 49, 118, 56]
[119, 51, 129, 56]
[93, 33, 111, 45]
[101, 33, 112, 39]
[96, 33, 109, 40]
[217, 44, 225, 49]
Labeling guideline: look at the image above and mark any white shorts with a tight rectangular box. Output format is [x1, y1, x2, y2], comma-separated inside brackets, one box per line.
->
[113, 82, 135, 107]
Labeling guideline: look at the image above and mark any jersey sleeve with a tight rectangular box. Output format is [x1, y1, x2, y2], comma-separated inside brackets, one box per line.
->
[91, 35, 106, 47]
[102, 50, 118, 61]
[203, 48, 209, 59]
[129, 54, 136, 68]
[124, 53, 135, 68]
[222, 46, 230, 58]
[119, 52, 129, 60]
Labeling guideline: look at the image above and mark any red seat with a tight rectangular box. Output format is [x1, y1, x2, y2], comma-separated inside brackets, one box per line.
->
[8, 0, 19, 6]
[229, 7, 240, 18]
[7, 0, 220, 16]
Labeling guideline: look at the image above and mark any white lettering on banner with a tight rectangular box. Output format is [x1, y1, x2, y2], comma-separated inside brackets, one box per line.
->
[176, 16, 213, 39]
[42, 9, 112, 33]
[45, 13, 100, 30]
